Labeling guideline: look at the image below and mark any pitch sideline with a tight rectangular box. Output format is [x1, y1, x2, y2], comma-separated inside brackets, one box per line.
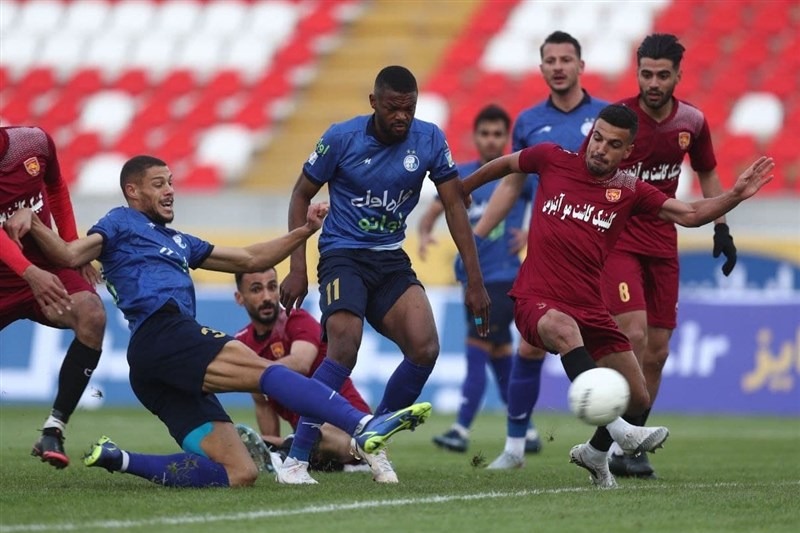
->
[1, 481, 798, 532]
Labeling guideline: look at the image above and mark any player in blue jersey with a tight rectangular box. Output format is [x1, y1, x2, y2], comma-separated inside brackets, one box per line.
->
[418, 104, 540, 454]
[278, 65, 490, 483]
[472, 32, 610, 470]
[3, 155, 432, 488]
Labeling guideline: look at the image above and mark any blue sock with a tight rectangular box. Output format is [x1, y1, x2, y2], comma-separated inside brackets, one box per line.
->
[488, 354, 512, 405]
[506, 355, 544, 438]
[288, 359, 352, 462]
[455, 344, 489, 429]
[375, 358, 434, 415]
[259, 365, 363, 437]
[126, 452, 230, 488]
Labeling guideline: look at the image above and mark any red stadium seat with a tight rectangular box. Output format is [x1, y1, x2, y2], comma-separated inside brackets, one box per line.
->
[111, 69, 152, 96]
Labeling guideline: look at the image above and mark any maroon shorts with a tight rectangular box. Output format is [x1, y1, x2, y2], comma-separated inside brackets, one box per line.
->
[275, 377, 371, 430]
[513, 295, 631, 361]
[601, 249, 679, 330]
[0, 267, 95, 330]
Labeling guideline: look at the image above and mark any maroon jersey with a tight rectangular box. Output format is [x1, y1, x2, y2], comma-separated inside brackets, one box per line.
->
[615, 96, 717, 257]
[509, 143, 668, 309]
[0, 127, 73, 286]
[235, 308, 370, 427]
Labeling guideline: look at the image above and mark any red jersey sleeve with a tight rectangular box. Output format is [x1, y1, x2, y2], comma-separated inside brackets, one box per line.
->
[518, 143, 558, 175]
[285, 309, 323, 346]
[633, 180, 670, 216]
[42, 132, 79, 242]
[0, 229, 33, 276]
[688, 118, 717, 173]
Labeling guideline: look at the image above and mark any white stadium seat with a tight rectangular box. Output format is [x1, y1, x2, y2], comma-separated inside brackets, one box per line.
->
[223, 34, 275, 80]
[35, 33, 86, 80]
[0, 31, 40, 77]
[63, 0, 111, 35]
[196, 124, 255, 183]
[17, 0, 64, 35]
[174, 36, 224, 79]
[107, 0, 156, 35]
[583, 37, 632, 76]
[84, 34, 132, 80]
[76, 153, 130, 195]
[157, 0, 202, 36]
[79, 91, 137, 142]
[416, 93, 450, 130]
[248, 0, 300, 45]
[727, 92, 784, 142]
[481, 35, 536, 75]
[199, 0, 248, 37]
[129, 36, 178, 80]
[0, 0, 20, 35]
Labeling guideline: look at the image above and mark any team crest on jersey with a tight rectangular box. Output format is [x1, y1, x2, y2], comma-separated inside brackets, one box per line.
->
[172, 234, 187, 249]
[403, 153, 420, 172]
[270, 343, 285, 358]
[678, 132, 691, 150]
[24, 157, 41, 176]
[605, 188, 622, 202]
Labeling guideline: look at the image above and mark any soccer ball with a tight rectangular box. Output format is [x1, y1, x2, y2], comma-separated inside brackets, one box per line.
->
[567, 368, 630, 426]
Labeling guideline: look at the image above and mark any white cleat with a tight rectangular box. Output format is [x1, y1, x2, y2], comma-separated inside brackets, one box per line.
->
[486, 451, 525, 470]
[569, 443, 617, 489]
[353, 439, 399, 483]
[615, 426, 669, 455]
[273, 456, 318, 485]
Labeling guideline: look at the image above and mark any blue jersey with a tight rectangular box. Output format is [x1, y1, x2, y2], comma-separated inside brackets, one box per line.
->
[513, 91, 608, 190]
[88, 207, 214, 333]
[303, 114, 458, 253]
[455, 160, 534, 284]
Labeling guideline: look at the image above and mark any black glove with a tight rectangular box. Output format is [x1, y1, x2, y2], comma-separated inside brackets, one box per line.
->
[712, 223, 737, 276]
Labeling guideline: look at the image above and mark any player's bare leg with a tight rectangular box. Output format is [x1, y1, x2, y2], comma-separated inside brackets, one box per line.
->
[33, 290, 105, 469]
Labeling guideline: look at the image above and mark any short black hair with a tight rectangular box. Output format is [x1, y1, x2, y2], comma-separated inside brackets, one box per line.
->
[234, 267, 276, 289]
[473, 104, 510, 131]
[120, 155, 167, 194]
[540, 31, 582, 59]
[637, 33, 685, 68]
[598, 104, 639, 139]
[374, 65, 418, 94]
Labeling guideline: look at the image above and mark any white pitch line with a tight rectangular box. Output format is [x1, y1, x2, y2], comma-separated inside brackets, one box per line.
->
[1, 481, 798, 532]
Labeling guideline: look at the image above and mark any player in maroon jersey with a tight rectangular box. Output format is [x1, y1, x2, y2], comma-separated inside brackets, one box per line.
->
[462, 104, 773, 487]
[0, 126, 106, 469]
[602, 34, 738, 478]
[232, 267, 398, 483]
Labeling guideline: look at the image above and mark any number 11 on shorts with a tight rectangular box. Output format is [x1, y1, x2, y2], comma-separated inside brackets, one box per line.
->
[326, 277, 340, 305]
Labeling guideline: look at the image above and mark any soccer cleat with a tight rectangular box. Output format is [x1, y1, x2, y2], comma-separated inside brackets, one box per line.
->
[615, 426, 669, 455]
[354, 402, 431, 454]
[432, 429, 468, 453]
[486, 451, 525, 470]
[31, 427, 69, 469]
[235, 423, 273, 474]
[569, 443, 617, 489]
[353, 440, 399, 483]
[273, 456, 318, 484]
[83, 436, 123, 472]
[608, 452, 657, 479]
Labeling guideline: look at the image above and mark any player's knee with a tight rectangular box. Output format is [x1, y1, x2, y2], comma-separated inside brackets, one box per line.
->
[411, 337, 439, 366]
[518, 342, 546, 360]
[226, 460, 259, 487]
[624, 326, 647, 355]
[74, 295, 107, 345]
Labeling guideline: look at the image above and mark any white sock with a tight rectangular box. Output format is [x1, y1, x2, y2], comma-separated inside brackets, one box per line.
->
[526, 427, 539, 440]
[355, 415, 373, 435]
[43, 416, 66, 432]
[451, 423, 469, 439]
[584, 442, 609, 462]
[606, 417, 634, 441]
[504, 437, 525, 457]
[120, 450, 130, 472]
[609, 442, 623, 457]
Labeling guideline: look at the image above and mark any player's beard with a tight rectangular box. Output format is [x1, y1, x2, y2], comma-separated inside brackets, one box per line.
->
[640, 86, 674, 111]
[250, 301, 280, 326]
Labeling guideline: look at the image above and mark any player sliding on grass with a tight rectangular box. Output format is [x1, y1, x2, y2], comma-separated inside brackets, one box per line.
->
[3, 155, 430, 488]
[462, 104, 774, 488]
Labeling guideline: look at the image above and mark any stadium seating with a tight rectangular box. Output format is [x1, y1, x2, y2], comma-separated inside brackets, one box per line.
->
[0, 0, 354, 191]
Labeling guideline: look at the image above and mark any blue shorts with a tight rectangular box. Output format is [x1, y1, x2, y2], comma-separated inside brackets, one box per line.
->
[317, 248, 422, 338]
[464, 280, 514, 345]
[127, 303, 233, 446]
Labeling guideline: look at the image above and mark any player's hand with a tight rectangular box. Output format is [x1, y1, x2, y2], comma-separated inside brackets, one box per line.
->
[508, 228, 528, 255]
[280, 269, 309, 314]
[712, 223, 737, 276]
[732, 156, 774, 199]
[21, 265, 73, 315]
[418, 231, 436, 261]
[4, 208, 33, 248]
[464, 282, 491, 338]
[305, 202, 329, 232]
[78, 262, 103, 285]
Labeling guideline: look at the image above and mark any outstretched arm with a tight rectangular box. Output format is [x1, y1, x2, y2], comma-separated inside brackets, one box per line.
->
[200, 202, 328, 273]
[5, 208, 103, 268]
[659, 157, 774, 227]
[472, 173, 527, 238]
[437, 177, 490, 336]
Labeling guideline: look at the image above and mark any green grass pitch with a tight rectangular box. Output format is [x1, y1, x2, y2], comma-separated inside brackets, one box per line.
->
[1, 406, 798, 533]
